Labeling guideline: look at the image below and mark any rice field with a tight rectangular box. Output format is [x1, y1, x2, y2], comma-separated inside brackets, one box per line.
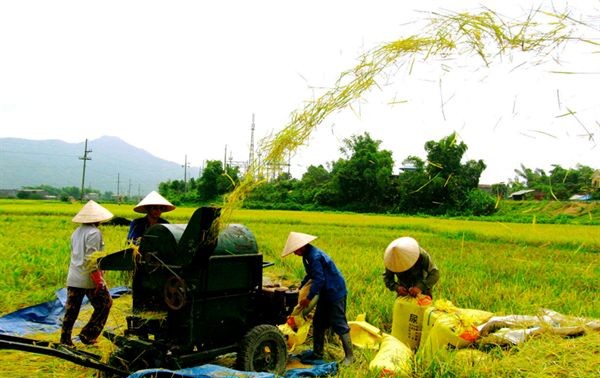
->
[0, 200, 598, 377]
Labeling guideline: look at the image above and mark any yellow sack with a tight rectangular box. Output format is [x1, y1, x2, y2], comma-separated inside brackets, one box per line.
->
[369, 333, 413, 377]
[391, 295, 432, 350]
[348, 313, 383, 350]
[419, 299, 494, 362]
[278, 320, 312, 351]
[278, 280, 314, 351]
[288, 280, 314, 317]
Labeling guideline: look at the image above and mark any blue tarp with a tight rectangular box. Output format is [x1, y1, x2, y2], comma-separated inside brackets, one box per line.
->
[0, 286, 130, 336]
[0, 288, 339, 377]
[127, 361, 338, 378]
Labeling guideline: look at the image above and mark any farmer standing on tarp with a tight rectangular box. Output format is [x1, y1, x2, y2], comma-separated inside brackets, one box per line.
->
[281, 232, 354, 365]
[60, 200, 113, 346]
[383, 236, 440, 298]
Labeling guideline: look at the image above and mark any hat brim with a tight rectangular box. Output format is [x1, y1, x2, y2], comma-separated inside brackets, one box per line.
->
[72, 200, 114, 224]
[133, 191, 176, 213]
[281, 232, 317, 257]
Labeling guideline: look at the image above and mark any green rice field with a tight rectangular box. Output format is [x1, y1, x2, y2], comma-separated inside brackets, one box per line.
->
[0, 200, 598, 377]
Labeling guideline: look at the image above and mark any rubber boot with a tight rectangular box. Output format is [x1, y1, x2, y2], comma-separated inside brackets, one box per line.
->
[340, 332, 354, 366]
[312, 330, 325, 360]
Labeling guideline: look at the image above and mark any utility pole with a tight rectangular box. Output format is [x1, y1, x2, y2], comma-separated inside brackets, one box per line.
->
[223, 145, 228, 170]
[182, 154, 190, 192]
[199, 159, 206, 178]
[117, 173, 120, 200]
[79, 139, 92, 201]
[249, 113, 255, 172]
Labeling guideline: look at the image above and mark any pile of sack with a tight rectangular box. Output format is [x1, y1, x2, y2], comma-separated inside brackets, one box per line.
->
[349, 296, 599, 377]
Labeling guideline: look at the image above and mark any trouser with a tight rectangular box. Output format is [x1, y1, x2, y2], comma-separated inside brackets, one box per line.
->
[312, 296, 350, 355]
[61, 286, 112, 342]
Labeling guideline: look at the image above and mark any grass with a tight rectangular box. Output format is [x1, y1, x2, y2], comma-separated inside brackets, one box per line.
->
[0, 200, 598, 377]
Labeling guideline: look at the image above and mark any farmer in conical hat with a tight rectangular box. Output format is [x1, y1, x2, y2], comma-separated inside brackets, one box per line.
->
[383, 236, 440, 298]
[61, 200, 114, 346]
[127, 191, 176, 244]
[282, 232, 354, 366]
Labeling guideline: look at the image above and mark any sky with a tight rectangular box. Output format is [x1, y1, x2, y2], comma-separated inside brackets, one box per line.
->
[0, 0, 598, 185]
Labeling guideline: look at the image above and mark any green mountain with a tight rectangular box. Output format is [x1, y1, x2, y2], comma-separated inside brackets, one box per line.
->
[0, 136, 196, 195]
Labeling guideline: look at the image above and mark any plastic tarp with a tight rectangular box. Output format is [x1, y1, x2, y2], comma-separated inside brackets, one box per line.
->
[127, 364, 276, 378]
[0, 286, 130, 336]
[126, 362, 338, 378]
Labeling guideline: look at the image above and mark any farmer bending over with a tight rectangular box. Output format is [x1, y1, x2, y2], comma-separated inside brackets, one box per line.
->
[383, 236, 440, 298]
[282, 232, 354, 365]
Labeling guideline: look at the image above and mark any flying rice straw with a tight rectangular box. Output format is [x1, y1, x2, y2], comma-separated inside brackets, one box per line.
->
[218, 8, 589, 228]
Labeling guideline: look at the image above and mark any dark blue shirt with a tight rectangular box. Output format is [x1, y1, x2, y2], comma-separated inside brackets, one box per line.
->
[301, 245, 347, 302]
[127, 216, 169, 243]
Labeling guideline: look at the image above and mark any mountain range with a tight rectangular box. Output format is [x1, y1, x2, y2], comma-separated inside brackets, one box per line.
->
[0, 136, 198, 195]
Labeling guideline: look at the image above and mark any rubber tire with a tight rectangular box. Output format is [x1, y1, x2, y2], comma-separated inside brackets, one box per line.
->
[237, 324, 288, 374]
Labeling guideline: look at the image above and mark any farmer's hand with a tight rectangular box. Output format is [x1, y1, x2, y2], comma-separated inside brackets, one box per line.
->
[90, 270, 106, 294]
[396, 286, 409, 296]
[299, 298, 310, 308]
[286, 316, 296, 329]
[409, 286, 422, 297]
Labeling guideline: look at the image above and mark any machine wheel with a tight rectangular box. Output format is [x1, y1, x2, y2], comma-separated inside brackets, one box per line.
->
[237, 324, 287, 374]
[164, 275, 187, 310]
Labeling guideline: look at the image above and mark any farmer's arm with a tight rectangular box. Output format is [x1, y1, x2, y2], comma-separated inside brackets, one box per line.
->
[383, 268, 399, 291]
[418, 251, 440, 292]
[306, 256, 325, 300]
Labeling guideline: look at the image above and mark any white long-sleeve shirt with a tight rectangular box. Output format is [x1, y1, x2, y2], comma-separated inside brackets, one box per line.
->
[66, 224, 104, 288]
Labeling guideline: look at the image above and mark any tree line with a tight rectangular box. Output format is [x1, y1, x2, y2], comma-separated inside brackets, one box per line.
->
[158, 132, 598, 216]
[15, 132, 597, 215]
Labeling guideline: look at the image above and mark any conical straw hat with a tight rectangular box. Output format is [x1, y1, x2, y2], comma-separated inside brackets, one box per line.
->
[383, 236, 420, 273]
[281, 232, 317, 257]
[72, 200, 114, 224]
[133, 191, 176, 213]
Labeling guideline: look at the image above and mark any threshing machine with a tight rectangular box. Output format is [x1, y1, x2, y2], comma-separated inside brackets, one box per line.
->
[0, 206, 298, 376]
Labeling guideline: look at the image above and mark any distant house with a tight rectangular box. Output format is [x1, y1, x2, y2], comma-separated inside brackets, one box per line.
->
[84, 193, 100, 201]
[569, 194, 592, 201]
[592, 170, 600, 188]
[508, 189, 535, 200]
[0, 189, 17, 198]
[478, 184, 493, 194]
[17, 189, 49, 199]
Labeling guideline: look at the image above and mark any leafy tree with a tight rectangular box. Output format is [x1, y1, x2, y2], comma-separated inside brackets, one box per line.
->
[512, 163, 597, 200]
[327, 133, 394, 211]
[393, 156, 430, 213]
[246, 173, 300, 208]
[396, 133, 491, 215]
[195, 160, 240, 201]
[196, 160, 223, 201]
[297, 164, 332, 204]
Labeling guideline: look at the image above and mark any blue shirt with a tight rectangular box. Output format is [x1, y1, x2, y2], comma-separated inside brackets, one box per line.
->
[301, 245, 347, 302]
[127, 216, 169, 243]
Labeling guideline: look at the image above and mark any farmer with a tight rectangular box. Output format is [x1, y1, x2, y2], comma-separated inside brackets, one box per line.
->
[60, 200, 114, 346]
[127, 191, 175, 244]
[281, 232, 354, 365]
[383, 236, 440, 298]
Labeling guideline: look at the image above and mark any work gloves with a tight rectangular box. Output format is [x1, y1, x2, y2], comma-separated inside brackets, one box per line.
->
[90, 270, 106, 294]
[396, 286, 422, 297]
